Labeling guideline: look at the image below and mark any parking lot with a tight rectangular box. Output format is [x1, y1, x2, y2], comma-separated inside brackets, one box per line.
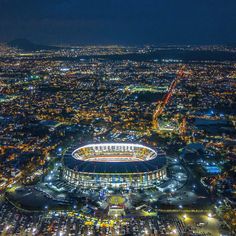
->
[0, 198, 231, 236]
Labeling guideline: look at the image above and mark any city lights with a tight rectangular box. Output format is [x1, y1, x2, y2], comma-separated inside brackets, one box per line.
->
[0, 36, 234, 235]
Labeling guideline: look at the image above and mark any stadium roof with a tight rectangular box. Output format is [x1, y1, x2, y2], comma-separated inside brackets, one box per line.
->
[63, 145, 166, 174]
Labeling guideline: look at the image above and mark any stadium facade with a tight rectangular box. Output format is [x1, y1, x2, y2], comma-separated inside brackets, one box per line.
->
[62, 143, 167, 189]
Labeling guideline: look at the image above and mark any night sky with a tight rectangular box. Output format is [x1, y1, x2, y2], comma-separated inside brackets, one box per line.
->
[0, 0, 236, 45]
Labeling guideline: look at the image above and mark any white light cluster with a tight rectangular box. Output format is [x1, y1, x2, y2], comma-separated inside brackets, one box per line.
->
[72, 143, 157, 162]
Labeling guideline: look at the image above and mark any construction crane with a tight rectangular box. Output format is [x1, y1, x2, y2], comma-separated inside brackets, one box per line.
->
[152, 66, 186, 130]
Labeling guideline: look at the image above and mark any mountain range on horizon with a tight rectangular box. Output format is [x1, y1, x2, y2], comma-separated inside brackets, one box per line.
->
[7, 38, 60, 51]
[5, 38, 236, 52]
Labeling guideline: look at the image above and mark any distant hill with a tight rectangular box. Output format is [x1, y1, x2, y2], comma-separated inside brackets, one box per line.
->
[7, 39, 60, 51]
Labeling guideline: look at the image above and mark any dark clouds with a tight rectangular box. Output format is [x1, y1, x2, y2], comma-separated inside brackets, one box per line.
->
[0, 0, 235, 45]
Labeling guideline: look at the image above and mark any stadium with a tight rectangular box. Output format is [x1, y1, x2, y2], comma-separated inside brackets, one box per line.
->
[62, 143, 167, 189]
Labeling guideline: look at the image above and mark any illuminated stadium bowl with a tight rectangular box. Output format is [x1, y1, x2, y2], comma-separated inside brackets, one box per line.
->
[63, 143, 167, 189]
